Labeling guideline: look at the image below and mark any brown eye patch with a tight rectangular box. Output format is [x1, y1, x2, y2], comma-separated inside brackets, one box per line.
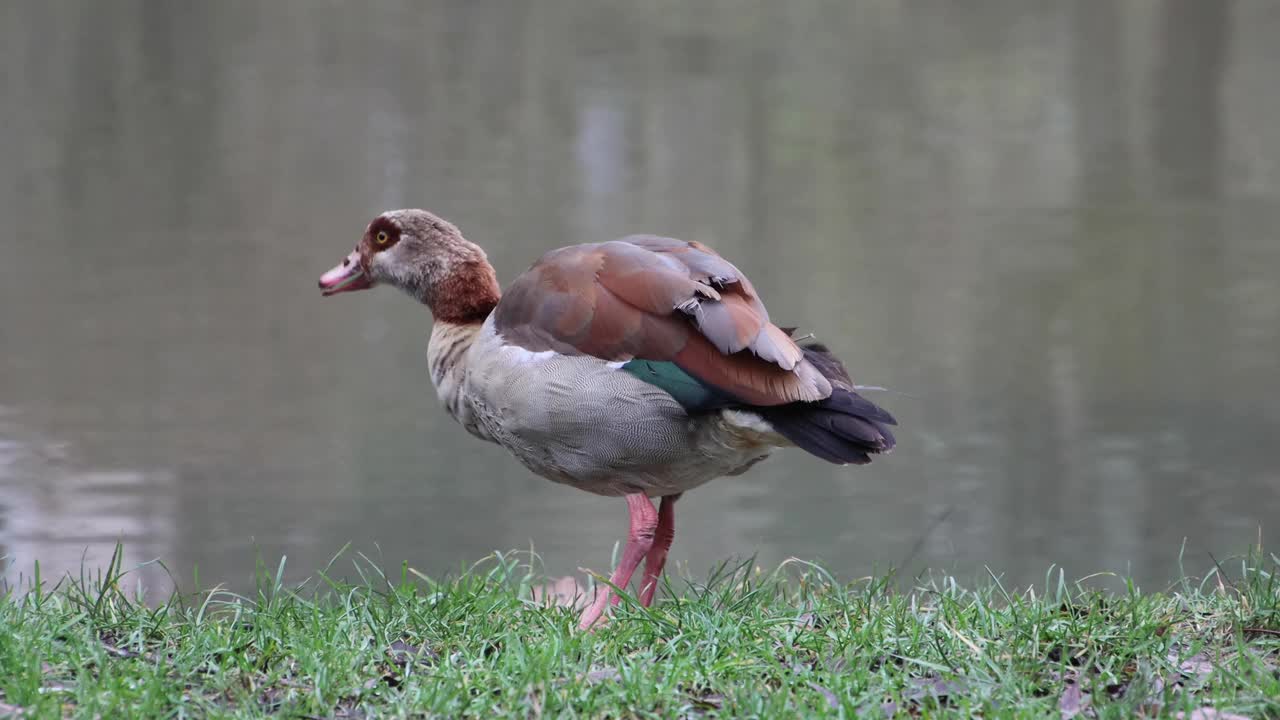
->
[367, 217, 402, 251]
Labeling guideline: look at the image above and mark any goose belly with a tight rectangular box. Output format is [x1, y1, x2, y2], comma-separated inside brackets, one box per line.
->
[461, 332, 776, 496]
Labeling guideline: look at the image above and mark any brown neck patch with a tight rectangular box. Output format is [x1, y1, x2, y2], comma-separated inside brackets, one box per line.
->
[429, 261, 502, 324]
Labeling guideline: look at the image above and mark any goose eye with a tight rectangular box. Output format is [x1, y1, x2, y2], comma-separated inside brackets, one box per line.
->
[376, 231, 389, 245]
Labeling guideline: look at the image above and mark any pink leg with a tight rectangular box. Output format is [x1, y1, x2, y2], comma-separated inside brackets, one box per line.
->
[638, 494, 680, 607]
[578, 493, 658, 630]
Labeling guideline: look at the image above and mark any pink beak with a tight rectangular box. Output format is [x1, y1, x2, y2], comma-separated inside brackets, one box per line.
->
[319, 250, 373, 296]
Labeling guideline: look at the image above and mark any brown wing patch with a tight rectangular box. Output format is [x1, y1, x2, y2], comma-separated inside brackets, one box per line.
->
[493, 237, 830, 406]
[674, 333, 830, 405]
[686, 293, 763, 355]
[594, 241, 707, 315]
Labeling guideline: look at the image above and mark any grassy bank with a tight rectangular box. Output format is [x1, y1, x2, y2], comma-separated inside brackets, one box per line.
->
[0, 549, 1277, 718]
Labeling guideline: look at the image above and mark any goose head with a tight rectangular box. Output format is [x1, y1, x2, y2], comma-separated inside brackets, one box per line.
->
[318, 209, 501, 322]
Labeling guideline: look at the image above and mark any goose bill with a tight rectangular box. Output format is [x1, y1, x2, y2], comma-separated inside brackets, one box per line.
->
[319, 250, 373, 296]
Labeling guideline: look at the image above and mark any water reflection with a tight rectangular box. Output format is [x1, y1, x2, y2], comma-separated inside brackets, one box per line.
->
[1, 1, 1278, 593]
[0, 409, 175, 596]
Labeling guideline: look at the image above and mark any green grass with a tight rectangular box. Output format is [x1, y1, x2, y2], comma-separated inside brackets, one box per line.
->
[1, 547, 1278, 719]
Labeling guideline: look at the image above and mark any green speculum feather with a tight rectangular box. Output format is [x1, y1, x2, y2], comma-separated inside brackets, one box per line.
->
[621, 359, 736, 412]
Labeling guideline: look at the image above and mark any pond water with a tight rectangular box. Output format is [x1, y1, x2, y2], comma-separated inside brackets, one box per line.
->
[2, 1, 1278, 596]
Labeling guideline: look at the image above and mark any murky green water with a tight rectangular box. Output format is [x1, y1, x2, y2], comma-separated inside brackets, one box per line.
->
[2, 1, 1278, 595]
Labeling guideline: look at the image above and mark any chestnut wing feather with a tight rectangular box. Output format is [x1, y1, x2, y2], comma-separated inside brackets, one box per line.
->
[493, 237, 830, 406]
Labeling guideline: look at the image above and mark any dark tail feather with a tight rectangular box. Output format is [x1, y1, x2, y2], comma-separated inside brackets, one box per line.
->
[760, 343, 898, 466]
[762, 389, 897, 465]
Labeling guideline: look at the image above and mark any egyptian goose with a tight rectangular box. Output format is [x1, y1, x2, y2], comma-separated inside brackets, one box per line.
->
[319, 209, 896, 629]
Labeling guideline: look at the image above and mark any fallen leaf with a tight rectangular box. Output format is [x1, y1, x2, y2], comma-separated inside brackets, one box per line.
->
[532, 575, 596, 610]
[361, 665, 401, 691]
[386, 639, 439, 668]
[1175, 652, 1215, 684]
[795, 612, 820, 629]
[1059, 678, 1091, 719]
[1047, 645, 1088, 666]
[332, 696, 369, 720]
[686, 688, 724, 711]
[34, 662, 74, 694]
[99, 641, 141, 659]
[258, 686, 288, 712]
[807, 682, 839, 709]
[524, 682, 545, 720]
[871, 677, 965, 717]
[1174, 710, 1252, 720]
[903, 676, 965, 701]
[821, 654, 850, 673]
[581, 667, 621, 684]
